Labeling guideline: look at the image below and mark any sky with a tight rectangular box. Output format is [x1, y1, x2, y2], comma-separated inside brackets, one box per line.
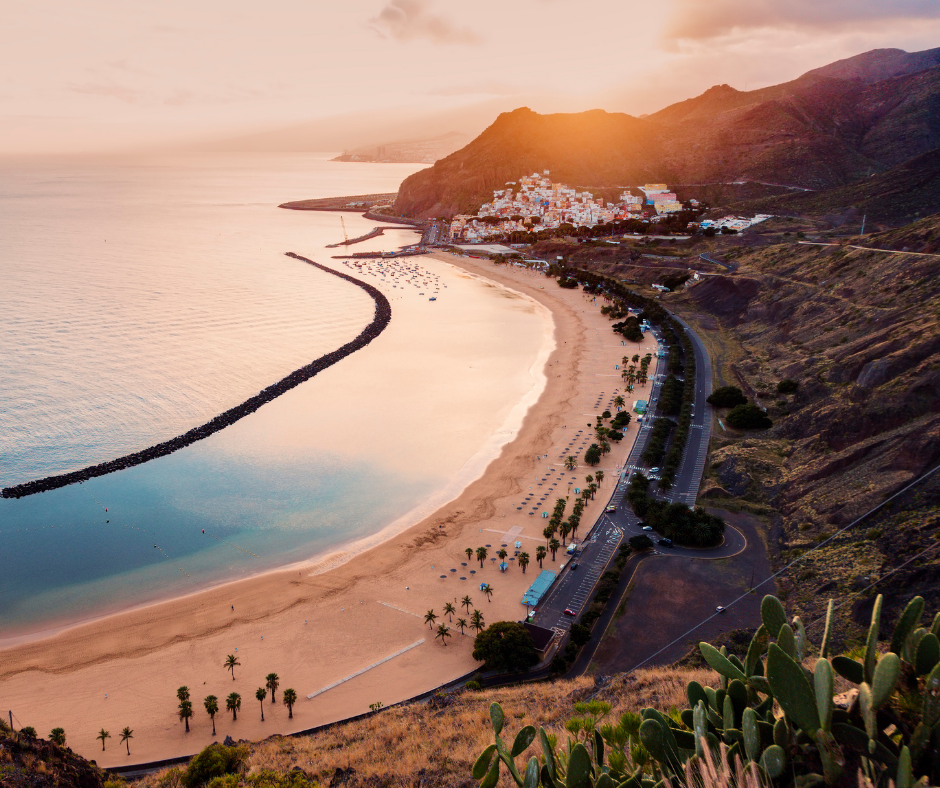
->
[3, 0, 940, 154]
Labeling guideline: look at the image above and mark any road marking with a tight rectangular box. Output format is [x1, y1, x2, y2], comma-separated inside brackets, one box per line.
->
[377, 601, 423, 619]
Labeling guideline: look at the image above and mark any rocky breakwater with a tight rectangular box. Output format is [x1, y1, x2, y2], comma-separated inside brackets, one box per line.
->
[2, 254, 393, 499]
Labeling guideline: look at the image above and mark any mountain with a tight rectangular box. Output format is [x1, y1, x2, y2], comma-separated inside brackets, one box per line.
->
[394, 47, 940, 220]
[331, 131, 470, 164]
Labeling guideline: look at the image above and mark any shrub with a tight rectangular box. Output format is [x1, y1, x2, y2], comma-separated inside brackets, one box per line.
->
[183, 743, 249, 788]
[558, 277, 579, 289]
[628, 534, 654, 551]
[570, 624, 591, 647]
[726, 402, 773, 429]
[706, 385, 748, 408]
[463, 680, 483, 691]
[776, 378, 799, 394]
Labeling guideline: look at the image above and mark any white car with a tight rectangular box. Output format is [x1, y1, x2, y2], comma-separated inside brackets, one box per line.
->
[642, 526, 653, 531]
[649, 467, 660, 473]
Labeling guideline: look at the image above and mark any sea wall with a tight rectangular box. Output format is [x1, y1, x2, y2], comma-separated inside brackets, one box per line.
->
[2, 255, 392, 499]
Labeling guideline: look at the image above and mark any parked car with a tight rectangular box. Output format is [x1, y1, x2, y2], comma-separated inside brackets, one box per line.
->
[642, 525, 653, 531]
[657, 538, 673, 548]
[716, 606, 726, 614]
[570, 562, 579, 571]
[564, 608, 576, 617]
[649, 467, 660, 473]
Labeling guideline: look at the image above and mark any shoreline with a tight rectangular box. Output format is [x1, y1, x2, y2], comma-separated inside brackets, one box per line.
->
[0, 254, 659, 767]
[2, 255, 390, 499]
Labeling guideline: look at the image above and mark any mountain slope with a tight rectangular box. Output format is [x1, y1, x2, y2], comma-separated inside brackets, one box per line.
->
[394, 48, 940, 220]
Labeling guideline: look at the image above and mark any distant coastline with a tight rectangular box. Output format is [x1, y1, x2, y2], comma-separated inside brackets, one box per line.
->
[1, 255, 391, 499]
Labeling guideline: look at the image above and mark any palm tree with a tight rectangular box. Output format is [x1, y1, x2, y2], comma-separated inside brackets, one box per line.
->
[265, 673, 280, 704]
[282, 688, 298, 719]
[204, 695, 219, 736]
[482, 584, 494, 603]
[632, 354, 639, 364]
[224, 654, 240, 681]
[177, 686, 190, 703]
[119, 727, 133, 756]
[518, 552, 530, 573]
[536, 545, 546, 568]
[178, 700, 193, 732]
[443, 602, 456, 621]
[424, 609, 438, 629]
[476, 546, 488, 567]
[542, 525, 554, 544]
[595, 470, 605, 486]
[226, 692, 241, 721]
[559, 521, 571, 545]
[435, 624, 451, 646]
[97, 729, 110, 751]
[256, 687, 267, 721]
[456, 617, 468, 635]
[564, 456, 577, 471]
[585, 474, 594, 486]
[49, 728, 66, 746]
[614, 395, 624, 410]
[470, 610, 485, 633]
[497, 548, 508, 562]
[549, 538, 560, 561]
[465, 547, 473, 561]
[461, 595, 473, 613]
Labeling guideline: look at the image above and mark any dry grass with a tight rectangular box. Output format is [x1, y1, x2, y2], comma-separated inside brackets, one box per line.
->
[135, 667, 718, 788]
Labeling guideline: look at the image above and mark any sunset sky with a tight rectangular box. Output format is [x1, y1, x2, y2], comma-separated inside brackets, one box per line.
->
[3, 0, 940, 154]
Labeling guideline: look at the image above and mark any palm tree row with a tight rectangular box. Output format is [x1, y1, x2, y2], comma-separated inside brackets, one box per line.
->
[425, 597, 489, 646]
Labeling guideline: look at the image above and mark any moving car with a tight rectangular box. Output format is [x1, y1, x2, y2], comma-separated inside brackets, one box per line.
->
[657, 538, 673, 548]
[570, 562, 579, 571]
[716, 606, 726, 614]
[564, 608, 576, 617]
[605, 504, 616, 513]
[642, 525, 653, 531]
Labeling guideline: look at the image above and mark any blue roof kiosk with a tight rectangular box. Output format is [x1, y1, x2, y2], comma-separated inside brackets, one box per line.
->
[521, 570, 557, 607]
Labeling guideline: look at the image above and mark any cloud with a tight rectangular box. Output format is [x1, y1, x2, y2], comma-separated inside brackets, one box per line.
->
[369, 0, 482, 45]
[663, 0, 940, 43]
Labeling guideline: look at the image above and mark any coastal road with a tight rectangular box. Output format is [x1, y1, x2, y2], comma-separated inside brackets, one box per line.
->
[527, 310, 747, 669]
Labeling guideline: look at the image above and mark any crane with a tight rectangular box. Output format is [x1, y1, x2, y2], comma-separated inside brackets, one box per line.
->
[340, 216, 349, 244]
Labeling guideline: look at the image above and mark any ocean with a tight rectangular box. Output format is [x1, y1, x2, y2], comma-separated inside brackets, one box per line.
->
[0, 153, 550, 640]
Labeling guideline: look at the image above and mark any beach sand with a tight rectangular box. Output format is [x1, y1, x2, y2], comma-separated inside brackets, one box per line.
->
[0, 254, 659, 766]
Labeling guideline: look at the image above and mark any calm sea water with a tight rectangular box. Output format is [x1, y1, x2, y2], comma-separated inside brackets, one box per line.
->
[0, 154, 543, 638]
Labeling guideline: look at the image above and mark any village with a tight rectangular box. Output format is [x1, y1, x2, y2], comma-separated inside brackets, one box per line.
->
[448, 171, 771, 242]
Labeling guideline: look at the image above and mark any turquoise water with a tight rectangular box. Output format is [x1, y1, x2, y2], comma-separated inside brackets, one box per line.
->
[0, 153, 447, 637]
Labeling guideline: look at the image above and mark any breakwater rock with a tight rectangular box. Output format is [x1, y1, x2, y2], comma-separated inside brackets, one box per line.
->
[2, 255, 393, 499]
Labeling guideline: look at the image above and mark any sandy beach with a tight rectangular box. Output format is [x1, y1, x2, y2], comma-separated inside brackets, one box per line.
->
[0, 253, 659, 767]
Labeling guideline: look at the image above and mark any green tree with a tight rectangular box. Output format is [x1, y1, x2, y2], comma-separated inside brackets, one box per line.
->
[282, 688, 297, 719]
[224, 654, 240, 681]
[471, 621, 539, 673]
[255, 687, 267, 721]
[424, 609, 438, 629]
[584, 445, 602, 466]
[476, 546, 488, 567]
[707, 385, 747, 408]
[470, 610, 485, 633]
[226, 692, 241, 721]
[726, 402, 773, 429]
[49, 728, 66, 746]
[549, 537, 560, 561]
[119, 727, 133, 756]
[535, 545, 546, 568]
[436, 623, 452, 646]
[97, 728, 110, 751]
[564, 456, 577, 470]
[178, 700, 193, 733]
[482, 584, 494, 603]
[461, 595, 473, 613]
[265, 672, 279, 703]
[203, 695, 219, 736]
[518, 552, 530, 573]
[456, 618, 469, 635]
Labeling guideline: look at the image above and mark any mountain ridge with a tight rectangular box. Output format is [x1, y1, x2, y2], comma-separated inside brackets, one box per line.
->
[394, 47, 940, 221]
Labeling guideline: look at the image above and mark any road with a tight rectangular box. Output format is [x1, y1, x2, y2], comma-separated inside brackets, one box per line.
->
[528, 313, 746, 665]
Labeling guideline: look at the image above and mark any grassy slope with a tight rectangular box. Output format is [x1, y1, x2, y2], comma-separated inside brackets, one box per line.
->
[134, 669, 715, 788]
[666, 225, 940, 646]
